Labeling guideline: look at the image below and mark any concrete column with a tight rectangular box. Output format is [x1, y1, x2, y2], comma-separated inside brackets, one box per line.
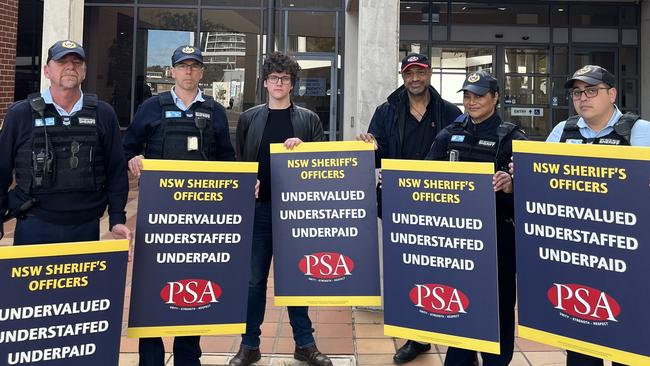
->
[641, 1, 650, 117]
[40, 0, 85, 90]
[342, 0, 399, 140]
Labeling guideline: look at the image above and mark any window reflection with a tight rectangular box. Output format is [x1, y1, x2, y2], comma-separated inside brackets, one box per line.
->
[135, 8, 197, 112]
[201, 10, 262, 133]
[426, 47, 494, 109]
[83, 7, 134, 127]
[287, 11, 335, 53]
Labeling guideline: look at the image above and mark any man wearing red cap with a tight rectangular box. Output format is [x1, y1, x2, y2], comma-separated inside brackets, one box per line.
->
[358, 53, 462, 363]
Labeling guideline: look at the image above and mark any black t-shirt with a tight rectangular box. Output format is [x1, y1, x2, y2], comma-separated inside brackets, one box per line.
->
[257, 107, 294, 201]
[401, 95, 437, 160]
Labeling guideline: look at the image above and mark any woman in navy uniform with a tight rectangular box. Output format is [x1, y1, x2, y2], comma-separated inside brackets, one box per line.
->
[426, 70, 527, 366]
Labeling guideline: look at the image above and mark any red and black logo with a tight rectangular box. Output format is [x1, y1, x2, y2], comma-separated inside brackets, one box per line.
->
[409, 283, 469, 318]
[160, 279, 222, 310]
[547, 283, 620, 325]
[298, 252, 354, 282]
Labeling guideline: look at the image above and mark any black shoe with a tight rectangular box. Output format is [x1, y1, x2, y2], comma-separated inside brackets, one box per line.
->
[393, 340, 431, 364]
[294, 345, 333, 366]
[229, 346, 261, 366]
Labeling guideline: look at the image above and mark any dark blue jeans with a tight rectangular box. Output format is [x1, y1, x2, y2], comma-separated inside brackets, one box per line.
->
[241, 201, 315, 349]
[13, 215, 99, 245]
[139, 336, 201, 366]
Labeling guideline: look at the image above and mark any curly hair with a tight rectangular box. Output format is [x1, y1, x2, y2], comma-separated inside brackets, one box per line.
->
[262, 52, 301, 86]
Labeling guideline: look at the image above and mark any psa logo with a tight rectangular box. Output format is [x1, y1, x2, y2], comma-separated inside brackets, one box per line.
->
[410, 284, 469, 318]
[160, 279, 222, 310]
[547, 283, 621, 325]
[299, 252, 354, 282]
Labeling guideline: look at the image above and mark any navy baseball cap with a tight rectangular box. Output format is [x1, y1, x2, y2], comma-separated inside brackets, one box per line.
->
[401, 53, 430, 72]
[47, 40, 85, 63]
[564, 65, 616, 88]
[458, 70, 499, 96]
[172, 45, 203, 65]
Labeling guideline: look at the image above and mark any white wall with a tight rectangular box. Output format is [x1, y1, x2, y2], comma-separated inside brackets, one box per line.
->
[40, 0, 85, 90]
[342, 0, 399, 141]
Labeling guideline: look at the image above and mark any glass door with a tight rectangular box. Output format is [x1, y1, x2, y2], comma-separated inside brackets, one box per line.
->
[293, 55, 338, 141]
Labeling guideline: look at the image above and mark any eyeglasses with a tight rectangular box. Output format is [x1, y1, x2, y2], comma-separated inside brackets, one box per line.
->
[175, 63, 203, 71]
[267, 75, 292, 85]
[70, 141, 80, 169]
[569, 87, 610, 100]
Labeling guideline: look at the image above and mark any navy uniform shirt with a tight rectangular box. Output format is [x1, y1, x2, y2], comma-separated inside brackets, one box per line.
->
[122, 89, 235, 163]
[0, 92, 128, 229]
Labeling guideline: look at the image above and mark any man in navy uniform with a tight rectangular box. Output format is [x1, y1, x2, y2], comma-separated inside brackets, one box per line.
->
[0, 40, 130, 244]
[546, 65, 649, 366]
[123, 45, 235, 366]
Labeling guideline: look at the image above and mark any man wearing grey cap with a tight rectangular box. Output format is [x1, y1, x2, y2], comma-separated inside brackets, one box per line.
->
[547, 65, 650, 146]
[122, 44, 235, 366]
[549, 66, 649, 366]
[510, 66, 649, 366]
[0, 40, 130, 243]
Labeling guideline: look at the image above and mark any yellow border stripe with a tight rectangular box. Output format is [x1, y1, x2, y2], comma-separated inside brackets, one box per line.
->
[513, 140, 650, 161]
[518, 326, 650, 364]
[269, 141, 375, 154]
[381, 159, 494, 174]
[127, 323, 245, 338]
[385, 324, 500, 354]
[274, 296, 381, 306]
[143, 159, 259, 173]
[0, 240, 129, 259]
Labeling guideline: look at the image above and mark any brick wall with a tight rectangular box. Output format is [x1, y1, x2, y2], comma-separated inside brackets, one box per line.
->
[0, 0, 18, 122]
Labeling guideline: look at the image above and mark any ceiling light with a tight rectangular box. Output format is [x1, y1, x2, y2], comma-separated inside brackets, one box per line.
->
[405, 6, 411, 9]
[498, 7, 506, 11]
[558, 8, 565, 12]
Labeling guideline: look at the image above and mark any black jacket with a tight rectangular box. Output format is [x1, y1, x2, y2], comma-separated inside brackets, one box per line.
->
[368, 85, 462, 167]
[235, 103, 325, 162]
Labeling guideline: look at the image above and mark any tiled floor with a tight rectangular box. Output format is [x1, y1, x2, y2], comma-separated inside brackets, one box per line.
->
[1, 178, 614, 366]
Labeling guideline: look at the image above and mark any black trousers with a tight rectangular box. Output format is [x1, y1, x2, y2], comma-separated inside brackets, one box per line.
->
[444, 221, 517, 366]
[139, 336, 201, 366]
[13, 215, 99, 244]
[566, 351, 626, 366]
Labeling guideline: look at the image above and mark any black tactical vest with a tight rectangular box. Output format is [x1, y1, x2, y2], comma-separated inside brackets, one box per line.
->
[559, 113, 639, 145]
[144, 91, 220, 161]
[14, 93, 106, 194]
[446, 114, 519, 164]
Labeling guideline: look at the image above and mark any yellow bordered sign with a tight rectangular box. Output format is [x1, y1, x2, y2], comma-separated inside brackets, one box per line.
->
[385, 325, 500, 354]
[381, 158, 495, 175]
[0, 240, 128, 259]
[269, 140, 375, 154]
[513, 140, 650, 161]
[142, 159, 258, 173]
[128, 323, 245, 338]
[519, 326, 650, 365]
[275, 296, 381, 307]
